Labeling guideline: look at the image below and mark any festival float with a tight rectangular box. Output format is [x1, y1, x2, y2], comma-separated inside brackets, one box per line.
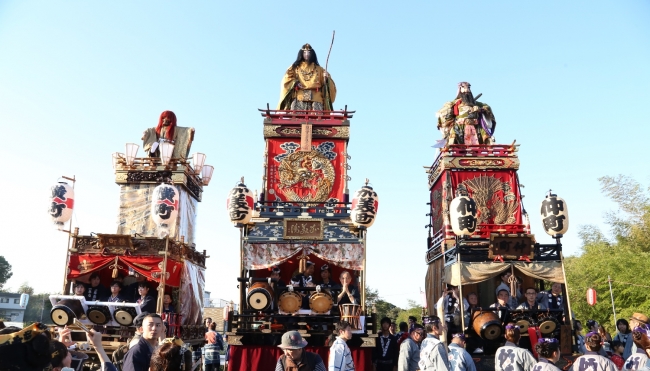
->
[224, 43, 377, 371]
[48, 111, 212, 366]
[424, 82, 576, 369]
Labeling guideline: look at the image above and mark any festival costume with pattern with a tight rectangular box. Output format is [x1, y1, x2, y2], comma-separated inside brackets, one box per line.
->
[494, 341, 537, 371]
[278, 60, 337, 112]
[611, 353, 625, 370]
[517, 300, 549, 311]
[496, 282, 522, 308]
[373, 333, 399, 371]
[448, 342, 477, 371]
[490, 302, 514, 321]
[570, 351, 618, 371]
[624, 349, 649, 371]
[328, 337, 355, 371]
[532, 358, 562, 371]
[203, 329, 224, 371]
[419, 335, 450, 371]
[436, 293, 469, 333]
[105, 293, 127, 303]
[436, 90, 496, 145]
[85, 284, 109, 302]
[398, 337, 420, 371]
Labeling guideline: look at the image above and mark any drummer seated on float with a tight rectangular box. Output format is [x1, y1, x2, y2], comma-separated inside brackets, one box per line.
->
[318, 264, 333, 288]
[136, 282, 157, 314]
[104, 281, 127, 302]
[73, 281, 86, 296]
[336, 271, 360, 306]
[162, 294, 175, 313]
[516, 287, 547, 311]
[270, 266, 286, 288]
[292, 261, 316, 310]
[86, 272, 109, 302]
[490, 289, 513, 320]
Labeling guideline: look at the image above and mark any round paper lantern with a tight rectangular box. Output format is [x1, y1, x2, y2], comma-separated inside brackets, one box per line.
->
[449, 196, 477, 236]
[350, 184, 379, 228]
[540, 192, 569, 237]
[227, 182, 254, 225]
[586, 288, 597, 306]
[150, 183, 180, 237]
[49, 182, 74, 227]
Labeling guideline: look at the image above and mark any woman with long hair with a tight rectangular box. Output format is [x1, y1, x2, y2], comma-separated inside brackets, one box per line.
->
[533, 338, 562, 371]
[571, 332, 618, 371]
[494, 323, 536, 371]
[614, 319, 632, 349]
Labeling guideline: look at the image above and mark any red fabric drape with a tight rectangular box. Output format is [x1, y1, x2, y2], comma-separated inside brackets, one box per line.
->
[227, 345, 372, 371]
[251, 253, 359, 287]
[67, 254, 182, 287]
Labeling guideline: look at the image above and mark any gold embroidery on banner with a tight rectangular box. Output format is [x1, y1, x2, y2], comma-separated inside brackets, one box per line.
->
[460, 175, 519, 225]
[331, 127, 349, 138]
[131, 262, 153, 271]
[263, 125, 282, 137]
[278, 150, 335, 203]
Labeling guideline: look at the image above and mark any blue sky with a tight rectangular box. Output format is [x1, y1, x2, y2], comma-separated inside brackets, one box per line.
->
[0, 1, 648, 308]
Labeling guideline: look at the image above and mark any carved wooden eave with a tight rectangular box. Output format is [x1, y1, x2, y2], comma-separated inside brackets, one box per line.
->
[72, 234, 207, 268]
[114, 157, 204, 201]
[259, 108, 354, 140]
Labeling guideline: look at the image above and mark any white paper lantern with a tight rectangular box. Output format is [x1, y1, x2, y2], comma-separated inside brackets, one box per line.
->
[150, 183, 180, 237]
[540, 192, 569, 237]
[49, 182, 75, 227]
[227, 182, 254, 225]
[350, 184, 379, 228]
[449, 196, 477, 236]
[19, 293, 29, 308]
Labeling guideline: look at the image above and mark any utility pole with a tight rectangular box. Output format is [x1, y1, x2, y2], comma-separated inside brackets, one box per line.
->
[608, 275, 617, 326]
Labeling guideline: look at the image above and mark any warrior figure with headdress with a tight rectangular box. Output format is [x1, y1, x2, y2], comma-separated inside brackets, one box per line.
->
[142, 110, 195, 159]
[277, 43, 337, 111]
[436, 82, 496, 146]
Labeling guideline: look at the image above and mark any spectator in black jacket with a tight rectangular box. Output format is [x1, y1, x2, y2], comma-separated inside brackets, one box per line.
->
[122, 313, 163, 371]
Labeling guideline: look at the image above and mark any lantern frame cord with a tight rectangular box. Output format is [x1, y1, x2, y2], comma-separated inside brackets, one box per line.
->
[60, 175, 76, 294]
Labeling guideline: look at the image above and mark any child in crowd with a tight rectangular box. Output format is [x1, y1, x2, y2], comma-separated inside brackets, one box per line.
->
[610, 340, 625, 370]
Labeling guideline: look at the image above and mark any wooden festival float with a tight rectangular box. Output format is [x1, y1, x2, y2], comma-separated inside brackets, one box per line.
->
[48, 111, 213, 361]
[224, 107, 378, 371]
[424, 83, 577, 370]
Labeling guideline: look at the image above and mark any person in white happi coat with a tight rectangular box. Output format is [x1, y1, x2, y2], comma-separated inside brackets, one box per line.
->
[625, 314, 650, 360]
[571, 332, 618, 371]
[624, 325, 650, 371]
[494, 323, 536, 371]
[329, 321, 355, 371]
[532, 338, 562, 371]
[419, 318, 450, 371]
[448, 333, 477, 371]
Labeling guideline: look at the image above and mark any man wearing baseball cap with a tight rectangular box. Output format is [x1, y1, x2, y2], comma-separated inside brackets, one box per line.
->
[275, 330, 326, 371]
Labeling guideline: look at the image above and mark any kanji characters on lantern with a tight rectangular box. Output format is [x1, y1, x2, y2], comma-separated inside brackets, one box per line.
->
[50, 182, 75, 228]
[350, 182, 379, 228]
[227, 181, 254, 225]
[150, 183, 180, 237]
[450, 195, 478, 236]
[540, 191, 569, 237]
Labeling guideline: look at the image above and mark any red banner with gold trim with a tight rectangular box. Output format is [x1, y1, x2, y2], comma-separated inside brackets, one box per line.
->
[449, 170, 523, 226]
[68, 254, 182, 287]
[266, 139, 345, 203]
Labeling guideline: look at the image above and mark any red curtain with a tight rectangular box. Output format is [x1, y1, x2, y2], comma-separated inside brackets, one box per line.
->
[227, 345, 372, 371]
[251, 253, 359, 287]
[67, 254, 182, 287]
[266, 138, 346, 203]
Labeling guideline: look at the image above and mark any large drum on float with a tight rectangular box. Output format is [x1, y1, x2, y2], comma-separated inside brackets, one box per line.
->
[340, 304, 362, 330]
[472, 310, 502, 340]
[87, 304, 112, 325]
[278, 291, 302, 314]
[247, 282, 275, 311]
[309, 291, 333, 314]
[51, 299, 85, 326]
[511, 313, 536, 335]
[113, 306, 138, 326]
[538, 314, 560, 335]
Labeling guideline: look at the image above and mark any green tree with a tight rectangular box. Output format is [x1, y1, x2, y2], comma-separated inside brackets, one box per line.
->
[0, 256, 12, 290]
[18, 282, 34, 295]
[365, 285, 403, 325]
[23, 293, 54, 325]
[565, 175, 650, 334]
[395, 300, 423, 327]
